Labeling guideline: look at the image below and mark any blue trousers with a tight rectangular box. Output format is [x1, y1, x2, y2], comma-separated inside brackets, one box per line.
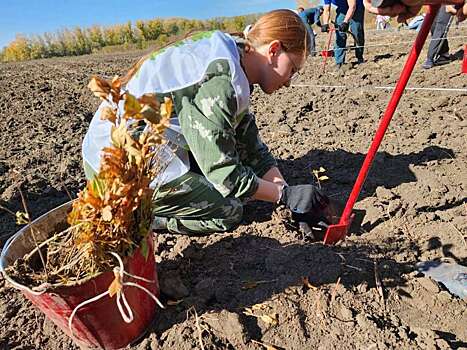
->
[334, 6, 365, 65]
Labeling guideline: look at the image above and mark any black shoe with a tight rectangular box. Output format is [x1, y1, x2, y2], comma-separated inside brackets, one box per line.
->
[356, 58, 364, 64]
[433, 54, 452, 66]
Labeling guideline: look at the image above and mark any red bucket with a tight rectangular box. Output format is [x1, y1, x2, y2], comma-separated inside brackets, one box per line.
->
[0, 201, 160, 349]
[462, 44, 467, 74]
[321, 50, 334, 57]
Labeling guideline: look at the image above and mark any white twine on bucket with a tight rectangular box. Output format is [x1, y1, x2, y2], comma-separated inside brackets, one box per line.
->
[68, 252, 164, 336]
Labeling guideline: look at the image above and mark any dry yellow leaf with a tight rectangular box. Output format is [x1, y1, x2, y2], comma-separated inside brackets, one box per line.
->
[140, 105, 161, 124]
[102, 206, 113, 222]
[110, 76, 122, 104]
[110, 122, 127, 148]
[88, 76, 111, 100]
[302, 277, 318, 290]
[138, 93, 159, 110]
[160, 97, 173, 118]
[259, 314, 278, 326]
[100, 106, 117, 124]
[251, 303, 268, 311]
[124, 93, 142, 117]
[108, 272, 122, 297]
[243, 307, 254, 316]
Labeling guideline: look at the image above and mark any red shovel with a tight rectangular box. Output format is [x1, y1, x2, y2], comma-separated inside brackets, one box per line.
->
[323, 5, 441, 245]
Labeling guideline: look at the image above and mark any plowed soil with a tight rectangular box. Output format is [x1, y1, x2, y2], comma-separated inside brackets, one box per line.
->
[1, 27, 466, 350]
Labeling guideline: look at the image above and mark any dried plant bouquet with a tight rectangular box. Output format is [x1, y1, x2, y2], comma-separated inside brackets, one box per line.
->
[7, 76, 171, 286]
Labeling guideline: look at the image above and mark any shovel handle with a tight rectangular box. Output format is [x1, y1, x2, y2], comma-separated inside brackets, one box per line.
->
[338, 5, 440, 225]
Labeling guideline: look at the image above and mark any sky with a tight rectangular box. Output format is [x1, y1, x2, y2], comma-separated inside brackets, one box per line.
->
[0, 0, 298, 49]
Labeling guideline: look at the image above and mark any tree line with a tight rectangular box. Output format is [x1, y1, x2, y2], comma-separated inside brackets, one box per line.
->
[0, 15, 259, 62]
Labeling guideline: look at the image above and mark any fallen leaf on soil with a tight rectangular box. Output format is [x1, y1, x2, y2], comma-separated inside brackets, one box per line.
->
[252, 303, 268, 311]
[241, 279, 277, 290]
[15, 211, 29, 225]
[243, 307, 254, 316]
[243, 308, 278, 326]
[259, 314, 278, 326]
[302, 277, 318, 290]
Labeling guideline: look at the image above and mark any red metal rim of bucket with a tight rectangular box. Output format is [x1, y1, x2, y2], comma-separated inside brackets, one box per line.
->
[0, 201, 160, 350]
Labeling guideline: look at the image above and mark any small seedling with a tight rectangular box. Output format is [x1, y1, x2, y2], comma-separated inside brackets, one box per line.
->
[312, 166, 329, 188]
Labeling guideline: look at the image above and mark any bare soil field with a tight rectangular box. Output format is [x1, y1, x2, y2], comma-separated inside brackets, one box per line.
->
[0, 27, 466, 349]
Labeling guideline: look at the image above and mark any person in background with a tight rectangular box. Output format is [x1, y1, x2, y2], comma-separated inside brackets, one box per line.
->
[376, 14, 391, 29]
[297, 6, 324, 56]
[363, 0, 466, 24]
[82, 10, 330, 237]
[422, 6, 455, 69]
[322, 0, 366, 67]
[407, 13, 426, 31]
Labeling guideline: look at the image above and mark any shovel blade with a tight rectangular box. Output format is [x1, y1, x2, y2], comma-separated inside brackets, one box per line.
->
[323, 213, 354, 245]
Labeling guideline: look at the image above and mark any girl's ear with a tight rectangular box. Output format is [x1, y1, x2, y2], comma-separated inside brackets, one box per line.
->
[268, 40, 282, 60]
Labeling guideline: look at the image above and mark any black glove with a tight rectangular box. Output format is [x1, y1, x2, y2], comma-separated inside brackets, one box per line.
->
[321, 24, 330, 33]
[337, 22, 349, 33]
[280, 185, 329, 214]
[291, 212, 327, 241]
[290, 198, 340, 241]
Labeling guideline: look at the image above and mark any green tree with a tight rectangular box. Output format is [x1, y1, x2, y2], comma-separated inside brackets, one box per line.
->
[73, 27, 91, 55]
[164, 20, 179, 36]
[136, 20, 149, 41]
[146, 19, 163, 40]
[121, 21, 136, 44]
[88, 25, 105, 51]
[29, 35, 47, 59]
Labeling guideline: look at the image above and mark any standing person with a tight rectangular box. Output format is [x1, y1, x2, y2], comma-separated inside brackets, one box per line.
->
[322, 0, 366, 67]
[82, 9, 330, 236]
[422, 6, 454, 69]
[297, 6, 324, 56]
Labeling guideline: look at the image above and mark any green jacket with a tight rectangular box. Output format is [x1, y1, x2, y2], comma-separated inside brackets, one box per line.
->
[82, 31, 277, 200]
